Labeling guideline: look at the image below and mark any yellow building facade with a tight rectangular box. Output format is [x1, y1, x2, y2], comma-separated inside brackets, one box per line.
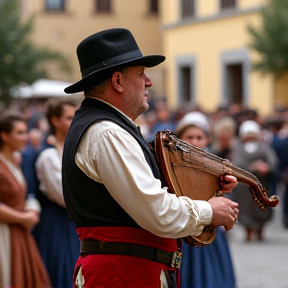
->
[20, 0, 287, 114]
[160, 0, 286, 115]
[20, 0, 165, 98]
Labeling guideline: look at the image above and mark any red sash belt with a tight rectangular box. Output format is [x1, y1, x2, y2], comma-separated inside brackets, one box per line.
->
[77, 226, 178, 252]
[74, 227, 180, 288]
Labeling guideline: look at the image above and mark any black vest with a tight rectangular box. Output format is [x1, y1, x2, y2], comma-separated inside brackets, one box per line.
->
[62, 97, 161, 227]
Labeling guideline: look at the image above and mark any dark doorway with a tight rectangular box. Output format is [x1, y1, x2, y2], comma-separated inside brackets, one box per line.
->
[226, 63, 243, 104]
[181, 0, 195, 18]
[180, 66, 192, 103]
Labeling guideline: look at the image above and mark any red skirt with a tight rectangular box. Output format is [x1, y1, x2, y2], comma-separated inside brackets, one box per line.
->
[74, 227, 179, 288]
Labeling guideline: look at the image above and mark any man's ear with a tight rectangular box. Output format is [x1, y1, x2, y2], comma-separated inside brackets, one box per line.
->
[111, 71, 124, 93]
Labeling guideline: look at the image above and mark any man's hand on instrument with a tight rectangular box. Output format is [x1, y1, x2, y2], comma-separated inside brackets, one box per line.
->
[208, 196, 239, 231]
[220, 175, 238, 193]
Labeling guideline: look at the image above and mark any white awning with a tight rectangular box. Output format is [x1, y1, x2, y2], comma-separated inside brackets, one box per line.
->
[11, 79, 83, 99]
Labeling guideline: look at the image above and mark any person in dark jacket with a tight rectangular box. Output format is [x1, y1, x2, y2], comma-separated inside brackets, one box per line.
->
[271, 120, 288, 228]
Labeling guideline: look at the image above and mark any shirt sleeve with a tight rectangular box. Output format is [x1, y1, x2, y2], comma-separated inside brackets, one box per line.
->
[36, 148, 65, 207]
[75, 121, 213, 238]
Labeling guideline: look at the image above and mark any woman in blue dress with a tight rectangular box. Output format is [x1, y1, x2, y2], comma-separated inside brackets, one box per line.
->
[175, 111, 236, 288]
[33, 99, 79, 288]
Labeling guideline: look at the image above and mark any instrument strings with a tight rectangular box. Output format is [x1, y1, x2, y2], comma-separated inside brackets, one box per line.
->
[174, 136, 260, 183]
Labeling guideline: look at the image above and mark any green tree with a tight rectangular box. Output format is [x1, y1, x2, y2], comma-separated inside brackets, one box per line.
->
[247, 0, 288, 76]
[0, 0, 70, 104]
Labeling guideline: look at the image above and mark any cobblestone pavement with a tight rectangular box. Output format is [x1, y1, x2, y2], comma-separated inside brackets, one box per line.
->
[228, 188, 288, 288]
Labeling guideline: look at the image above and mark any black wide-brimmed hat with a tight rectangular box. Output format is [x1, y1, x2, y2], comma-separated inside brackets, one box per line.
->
[64, 28, 165, 94]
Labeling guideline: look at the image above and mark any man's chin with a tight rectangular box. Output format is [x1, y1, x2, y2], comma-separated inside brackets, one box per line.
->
[143, 102, 149, 113]
[137, 104, 149, 118]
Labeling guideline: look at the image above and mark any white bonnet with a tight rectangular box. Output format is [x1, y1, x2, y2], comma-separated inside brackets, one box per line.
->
[239, 120, 261, 140]
[175, 111, 210, 137]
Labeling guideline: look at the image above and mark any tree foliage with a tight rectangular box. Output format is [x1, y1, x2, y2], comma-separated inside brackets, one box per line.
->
[0, 0, 71, 103]
[247, 0, 288, 76]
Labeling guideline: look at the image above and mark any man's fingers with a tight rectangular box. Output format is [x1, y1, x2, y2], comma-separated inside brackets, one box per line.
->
[224, 175, 237, 183]
[223, 214, 235, 231]
[209, 196, 239, 230]
[231, 201, 239, 210]
[234, 207, 239, 216]
[233, 207, 239, 221]
[221, 175, 238, 192]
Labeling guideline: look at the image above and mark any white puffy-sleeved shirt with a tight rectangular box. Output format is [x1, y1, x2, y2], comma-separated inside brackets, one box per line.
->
[36, 148, 65, 208]
[75, 102, 213, 238]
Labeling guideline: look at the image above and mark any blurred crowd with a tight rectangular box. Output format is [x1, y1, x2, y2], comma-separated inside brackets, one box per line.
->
[4, 98, 288, 232]
[0, 98, 288, 288]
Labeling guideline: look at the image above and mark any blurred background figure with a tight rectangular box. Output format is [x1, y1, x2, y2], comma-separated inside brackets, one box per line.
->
[28, 128, 44, 149]
[134, 114, 150, 140]
[0, 111, 51, 288]
[21, 128, 44, 197]
[210, 116, 239, 160]
[175, 111, 236, 288]
[32, 99, 79, 288]
[271, 119, 288, 228]
[145, 101, 176, 143]
[231, 120, 279, 241]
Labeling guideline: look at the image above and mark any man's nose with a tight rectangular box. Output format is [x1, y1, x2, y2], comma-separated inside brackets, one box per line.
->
[145, 75, 152, 87]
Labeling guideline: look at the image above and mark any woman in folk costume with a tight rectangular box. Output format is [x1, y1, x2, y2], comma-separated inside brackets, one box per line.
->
[32, 99, 79, 288]
[175, 112, 236, 288]
[0, 111, 51, 288]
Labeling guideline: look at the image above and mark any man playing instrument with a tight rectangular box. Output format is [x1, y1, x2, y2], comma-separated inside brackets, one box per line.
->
[62, 28, 239, 288]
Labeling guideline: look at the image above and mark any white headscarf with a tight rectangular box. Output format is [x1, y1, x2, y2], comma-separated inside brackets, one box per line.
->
[239, 120, 261, 141]
[175, 111, 210, 137]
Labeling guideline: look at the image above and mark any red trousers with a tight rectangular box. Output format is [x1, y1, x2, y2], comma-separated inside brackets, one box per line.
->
[73, 227, 179, 288]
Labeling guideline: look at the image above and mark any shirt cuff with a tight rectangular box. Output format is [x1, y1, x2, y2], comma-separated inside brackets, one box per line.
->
[194, 200, 213, 225]
[192, 200, 213, 236]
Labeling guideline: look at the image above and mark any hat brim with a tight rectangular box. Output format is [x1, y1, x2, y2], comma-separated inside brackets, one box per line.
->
[64, 55, 165, 94]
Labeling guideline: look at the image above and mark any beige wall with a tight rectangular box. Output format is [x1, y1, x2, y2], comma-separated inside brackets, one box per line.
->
[161, 0, 278, 115]
[21, 0, 165, 97]
[161, 0, 180, 24]
[197, 0, 218, 17]
[274, 74, 288, 108]
[239, 0, 264, 9]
